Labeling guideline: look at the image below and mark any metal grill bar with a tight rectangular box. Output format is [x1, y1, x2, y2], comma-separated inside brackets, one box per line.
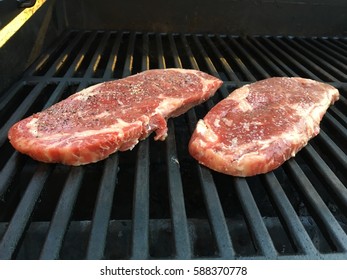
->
[229, 36, 271, 80]
[205, 35, 240, 85]
[0, 164, 53, 259]
[285, 160, 347, 252]
[312, 39, 347, 64]
[62, 31, 99, 78]
[0, 151, 24, 196]
[40, 32, 85, 78]
[131, 140, 150, 259]
[262, 173, 319, 256]
[130, 32, 151, 259]
[165, 34, 194, 259]
[320, 38, 347, 54]
[275, 37, 335, 80]
[249, 37, 298, 77]
[302, 144, 347, 208]
[325, 112, 347, 139]
[317, 130, 347, 173]
[198, 167, 235, 258]
[330, 104, 347, 128]
[166, 120, 192, 259]
[103, 32, 123, 80]
[240, 37, 288, 77]
[217, 36, 256, 82]
[261, 37, 321, 80]
[83, 33, 127, 259]
[82, 32, 111, 79]
[297, 39, 347, 79]
[181, 34, 235, 258]
[234, 178, 278, 258]
[285, 38, 345, 81]
[22, 31, 73, 77]
[40, 32, 121, 259]
[86, 155, 119, 259]
[0, 83, 46, 147]
[0, 82, 67, 196]
[39, 167, 84, 259]
[156, 33, 166, 68]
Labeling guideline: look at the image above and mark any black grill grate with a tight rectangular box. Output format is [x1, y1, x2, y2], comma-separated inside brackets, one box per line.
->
[0, 31, 347, 259]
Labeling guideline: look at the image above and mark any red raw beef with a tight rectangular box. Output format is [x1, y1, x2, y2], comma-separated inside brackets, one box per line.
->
[8, 69, 222, 165]
[189, 77, 339, 177]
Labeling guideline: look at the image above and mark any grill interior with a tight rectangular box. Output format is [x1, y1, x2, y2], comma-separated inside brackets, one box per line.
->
[0, 30, 347, 260]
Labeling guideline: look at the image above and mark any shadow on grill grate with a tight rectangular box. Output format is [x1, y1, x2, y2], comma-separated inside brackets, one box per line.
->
[0, 31, 347, 260]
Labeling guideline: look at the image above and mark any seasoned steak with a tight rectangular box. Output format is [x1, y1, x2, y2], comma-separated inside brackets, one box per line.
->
[189, 77, 339, 177]
[8, 69, 222, 165]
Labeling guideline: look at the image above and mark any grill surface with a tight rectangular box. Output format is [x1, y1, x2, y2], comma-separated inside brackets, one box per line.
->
[0, 31, 347, 260]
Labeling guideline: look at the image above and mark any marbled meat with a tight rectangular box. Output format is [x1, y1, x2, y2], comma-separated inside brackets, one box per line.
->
[189, 77, 339, 177]
[8, 69, 222, 165]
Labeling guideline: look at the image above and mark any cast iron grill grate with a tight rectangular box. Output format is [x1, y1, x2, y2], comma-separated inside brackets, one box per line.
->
[0, 31, 346, 259]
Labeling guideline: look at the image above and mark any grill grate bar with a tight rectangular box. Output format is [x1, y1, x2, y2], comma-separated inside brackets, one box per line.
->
[299, 39, 347, 75]
[204, 35, 240, 83]
[187, 36, 219, 112]
[197, 167, 235, 258]
[250, 37, 298, 77]
[180, 34, 199, 70]
[39, 167, 84, 260]
[0, 164, 53, 259]
[302, 144, 347, 208]
[330, 106, 347, 128]
[0, 83, 24, 114]
[262, 37, 321, 80]
[168, 34, 182, 69]
[289, 38, 347, 81]
[156, 33, 166, 69]
[234, 178, 278, 258]
[218, 36, 257, 82]
[182, 34, 235, 258]
[331, 101, 347, 127]
[103, 32, 123, 80]
[166, 120, 192, 259]
[192, 35, 219, 78]
[0, 82, 67, 196]
[25, 31, 73, 77]
[83, 31, 112, 79]
[285, 159, 347, 252]
[155, 34, 192, 259]
[86, 154, 119, 260]
[131, 32, 151, 259]
[240, 37, 288, 77]
[262, 173, 319, 256]
[161, 34, 192, 259]
[317, 130, 347, 173]
[142, 33, 150, 70]
[325, 112, 347, 139]
[41, 32, 85, 78]
[122, 32, 136, 78]
[0, 152, 25, 196]
[317, 38, 347, 57]
[0, 83, 46, 147]
[273, 37, 338, 81]
[130, 140, 150, 259]
[61, 31, 99, 78]
[193, 35, 231, 100]
[183, 33, 235, 258]
[228, 36, 271, 80]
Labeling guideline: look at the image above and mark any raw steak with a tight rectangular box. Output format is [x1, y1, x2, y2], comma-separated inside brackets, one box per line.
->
[189, 77, 339, 177]
[8, 69, 222, 165]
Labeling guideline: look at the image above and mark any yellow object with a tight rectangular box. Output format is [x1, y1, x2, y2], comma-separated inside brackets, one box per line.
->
[0, 0, 47, 48]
